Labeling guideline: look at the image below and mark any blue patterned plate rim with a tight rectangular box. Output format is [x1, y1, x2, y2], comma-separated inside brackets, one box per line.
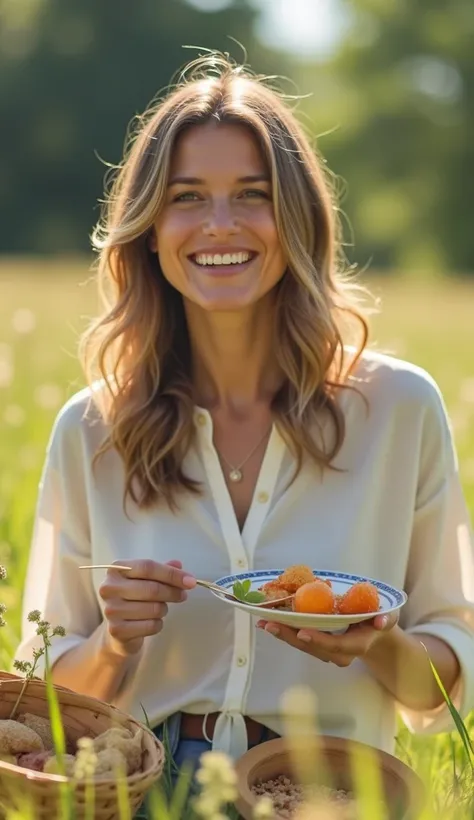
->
[214, 569, 407, 608]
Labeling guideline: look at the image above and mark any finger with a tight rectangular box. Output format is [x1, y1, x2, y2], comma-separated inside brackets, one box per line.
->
[104, 599, 168, 622]
[121, 580, 188, 604]
[101, 578, 188, 604]
[107, 618, 164, 642]
[121, 559, 196, 589]
[166, 560, 183, 569]
[373, 612, 399, 631]
[257, 622, 334, 663]
[290, 622, 377, 657]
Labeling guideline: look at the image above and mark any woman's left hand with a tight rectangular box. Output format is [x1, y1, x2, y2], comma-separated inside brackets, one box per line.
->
[256, 612, 399, 666]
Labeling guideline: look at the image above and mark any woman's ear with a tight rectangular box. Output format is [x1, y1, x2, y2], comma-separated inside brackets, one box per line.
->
[148, 229, 158, 253]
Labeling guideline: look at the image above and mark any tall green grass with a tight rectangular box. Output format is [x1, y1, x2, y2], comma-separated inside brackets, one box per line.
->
[0, 259, 473, 817]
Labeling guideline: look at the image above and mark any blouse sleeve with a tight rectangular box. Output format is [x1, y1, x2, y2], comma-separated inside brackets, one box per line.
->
[14, 401, 103, 674]
[397, 380, 474, 733]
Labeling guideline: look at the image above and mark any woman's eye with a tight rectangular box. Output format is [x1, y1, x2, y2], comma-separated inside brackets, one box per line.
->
[173, 192, 200, 202]
[241, 189, 269, 199]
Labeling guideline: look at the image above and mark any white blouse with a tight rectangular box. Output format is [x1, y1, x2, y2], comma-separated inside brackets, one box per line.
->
[15, 350, 474, 760]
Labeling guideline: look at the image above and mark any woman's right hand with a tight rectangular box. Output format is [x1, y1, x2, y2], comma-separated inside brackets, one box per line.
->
[99, 559, 196, 657]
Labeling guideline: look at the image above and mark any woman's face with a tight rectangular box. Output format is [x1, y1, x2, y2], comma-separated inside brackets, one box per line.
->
[152, 122, 287, 312]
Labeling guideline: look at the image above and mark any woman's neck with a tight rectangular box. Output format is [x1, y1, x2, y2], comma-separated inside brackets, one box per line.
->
[184, 296, 282, 415]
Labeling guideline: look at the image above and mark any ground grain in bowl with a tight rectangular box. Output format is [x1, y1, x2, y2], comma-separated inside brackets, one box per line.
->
[251, 774, 359, 818]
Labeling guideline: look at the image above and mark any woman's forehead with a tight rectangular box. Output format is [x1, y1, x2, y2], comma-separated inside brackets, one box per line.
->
[168, 122, 268, 180]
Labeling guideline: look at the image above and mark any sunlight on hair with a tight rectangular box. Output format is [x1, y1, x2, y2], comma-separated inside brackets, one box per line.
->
[80, 49, 374, 512]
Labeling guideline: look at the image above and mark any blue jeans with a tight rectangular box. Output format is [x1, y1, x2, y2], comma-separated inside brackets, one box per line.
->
[134, 713, 279, 818]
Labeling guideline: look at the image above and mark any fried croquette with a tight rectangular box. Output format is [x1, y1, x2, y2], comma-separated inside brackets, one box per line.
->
[276, 565, 315, 593]
[260, 581, 292, 600]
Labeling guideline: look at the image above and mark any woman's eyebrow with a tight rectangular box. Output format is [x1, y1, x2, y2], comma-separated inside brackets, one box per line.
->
[168, 174, 270, 186]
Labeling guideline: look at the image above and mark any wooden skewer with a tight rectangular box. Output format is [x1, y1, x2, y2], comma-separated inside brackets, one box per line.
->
[79, 564, 133, 571]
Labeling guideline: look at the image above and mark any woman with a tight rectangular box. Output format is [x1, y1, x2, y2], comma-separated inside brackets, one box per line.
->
[16, 53, 474, 779]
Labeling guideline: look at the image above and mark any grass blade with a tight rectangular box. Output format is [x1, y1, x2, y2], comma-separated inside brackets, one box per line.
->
[43, 643, 75, 819]
[424, 647, 474, 768]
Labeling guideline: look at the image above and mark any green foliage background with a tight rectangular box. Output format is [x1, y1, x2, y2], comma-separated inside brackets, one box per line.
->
[0, 0, 473, 271]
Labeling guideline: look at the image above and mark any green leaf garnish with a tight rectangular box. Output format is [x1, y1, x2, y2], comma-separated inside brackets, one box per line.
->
[233, 580, 245, 600]
[244, 591, 267, 604]
[232, 581, 267, 605]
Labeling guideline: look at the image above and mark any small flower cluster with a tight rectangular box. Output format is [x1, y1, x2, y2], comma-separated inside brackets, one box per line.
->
[0, 564, 6, 627]
[74, 736, 99, 779]
[193, 750, 238, 820]
[13, 610, 66, 678]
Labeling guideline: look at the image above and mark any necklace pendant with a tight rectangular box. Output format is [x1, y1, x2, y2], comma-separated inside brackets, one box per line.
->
[229, 468, 243, 483]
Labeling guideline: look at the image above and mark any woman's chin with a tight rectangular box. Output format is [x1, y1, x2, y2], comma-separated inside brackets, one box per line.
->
[186, 287, 261, 313]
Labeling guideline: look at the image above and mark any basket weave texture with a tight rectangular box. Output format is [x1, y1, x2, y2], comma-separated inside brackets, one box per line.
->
[0, 671, 165, 819]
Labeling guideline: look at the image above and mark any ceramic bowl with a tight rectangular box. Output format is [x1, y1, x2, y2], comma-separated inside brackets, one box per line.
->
[234, 736, 425, 820]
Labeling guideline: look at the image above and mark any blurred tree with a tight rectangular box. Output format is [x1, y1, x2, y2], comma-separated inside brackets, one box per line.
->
[296, 0, 474, 274]
[0, 0, 289, 253]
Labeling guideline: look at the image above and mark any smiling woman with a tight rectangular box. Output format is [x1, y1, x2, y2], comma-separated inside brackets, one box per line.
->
[15, 50, 474, 811]
[150, 122, 287, 313]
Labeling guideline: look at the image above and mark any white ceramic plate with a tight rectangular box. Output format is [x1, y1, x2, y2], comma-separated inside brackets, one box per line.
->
[212, 569, 407, 633]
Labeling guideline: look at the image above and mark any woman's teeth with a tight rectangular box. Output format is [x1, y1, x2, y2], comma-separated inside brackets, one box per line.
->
[194, 252, 251, 266]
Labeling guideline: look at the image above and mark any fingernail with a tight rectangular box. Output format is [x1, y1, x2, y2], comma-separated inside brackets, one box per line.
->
[380, 616, 388, 629]
[183, 575, 196, 588]
[180, 591, 188, 602]
[256, 621, 265, 629]
[297, 632, 311, 643]
[265, 625, 280, 636]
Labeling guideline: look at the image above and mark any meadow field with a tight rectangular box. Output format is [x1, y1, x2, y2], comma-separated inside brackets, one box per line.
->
[0, 258, 473, 817]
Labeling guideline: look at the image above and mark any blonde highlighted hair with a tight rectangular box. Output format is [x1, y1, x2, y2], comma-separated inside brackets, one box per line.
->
[81, 52, 371, 510]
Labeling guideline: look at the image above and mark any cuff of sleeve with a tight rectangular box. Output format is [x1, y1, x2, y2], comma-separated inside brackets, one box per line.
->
[398, 622, 474, 735]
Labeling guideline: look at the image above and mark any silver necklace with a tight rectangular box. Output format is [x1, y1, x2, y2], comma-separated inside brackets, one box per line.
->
[218, 427, 272, 483]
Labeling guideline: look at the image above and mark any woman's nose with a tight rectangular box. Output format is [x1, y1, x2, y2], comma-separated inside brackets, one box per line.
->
[202, 199, 240, 236]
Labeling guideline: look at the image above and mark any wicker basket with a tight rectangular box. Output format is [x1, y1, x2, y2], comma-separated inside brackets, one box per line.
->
[0, 672, 165, 819]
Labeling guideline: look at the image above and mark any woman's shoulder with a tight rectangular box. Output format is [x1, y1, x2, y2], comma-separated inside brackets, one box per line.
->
[46, 381, 109, 454]
[347, 348, 449, 426]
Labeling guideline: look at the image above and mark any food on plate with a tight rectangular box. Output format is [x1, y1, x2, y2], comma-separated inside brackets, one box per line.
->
[257, 565, 380, 615]
[260, 581, 292, 601]
[229, 565, 382, 615]
[338, 581, 380, 615]
[276, 565, 316, 593]
[293, 580, 335, 614]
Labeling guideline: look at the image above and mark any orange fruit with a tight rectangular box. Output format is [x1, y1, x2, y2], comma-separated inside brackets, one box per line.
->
[338, 582, 380, 615]
[293, 580, 336, 614]
[315, 576, 332, 588]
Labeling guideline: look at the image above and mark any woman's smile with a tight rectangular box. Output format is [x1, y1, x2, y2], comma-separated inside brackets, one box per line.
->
[153, 121, 287, 311]
[187, 248, 258, 277]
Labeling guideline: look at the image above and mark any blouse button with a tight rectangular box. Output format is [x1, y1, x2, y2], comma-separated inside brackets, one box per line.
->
[257, 491, 269, 504]
[237, 656, 247, 667]
[196, 413, 207, 426]
[237, 558, 247, 568]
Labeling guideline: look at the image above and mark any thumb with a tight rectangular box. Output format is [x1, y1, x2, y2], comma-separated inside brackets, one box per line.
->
[373, 612, 399, 631]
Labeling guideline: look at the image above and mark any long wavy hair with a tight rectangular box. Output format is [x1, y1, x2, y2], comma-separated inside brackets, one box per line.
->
[81, 52, 371, 510]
